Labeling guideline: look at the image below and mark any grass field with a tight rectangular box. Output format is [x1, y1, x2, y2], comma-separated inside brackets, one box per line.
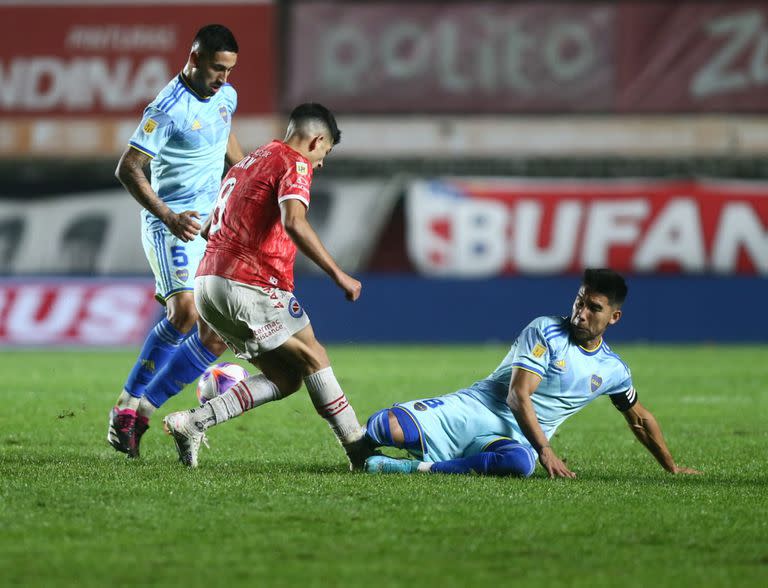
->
[1, 344, 766, 587]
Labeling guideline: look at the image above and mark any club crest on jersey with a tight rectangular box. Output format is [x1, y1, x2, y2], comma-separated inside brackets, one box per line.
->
[296, 161, 309, 175]
[143, 118, 158, 134]
[288, 297, 304, 318]
[532, 343, 546, 358]
[219, 105, 229, 123]
[590, 374, 603, 392]
[176, 269, 189, 281]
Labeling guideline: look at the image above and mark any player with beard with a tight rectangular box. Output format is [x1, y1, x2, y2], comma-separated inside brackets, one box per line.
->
[108, 25, 243, 458]
[363, 269, 701, 478]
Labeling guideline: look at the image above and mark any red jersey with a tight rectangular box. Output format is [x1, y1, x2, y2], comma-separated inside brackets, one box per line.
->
[197, 140, 313, 291]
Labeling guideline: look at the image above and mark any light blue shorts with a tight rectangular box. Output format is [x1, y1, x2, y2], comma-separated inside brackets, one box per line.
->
[395, 386, 530, 463]
[141, 223, 207, 303]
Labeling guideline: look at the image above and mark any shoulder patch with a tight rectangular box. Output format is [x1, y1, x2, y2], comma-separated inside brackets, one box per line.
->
[532, 343, 546, 358]
[296, 161, 309, 175]
[143, 118, 158, 134]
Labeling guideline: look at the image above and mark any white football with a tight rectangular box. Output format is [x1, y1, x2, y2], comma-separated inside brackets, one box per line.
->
[196, 362, 249, 405]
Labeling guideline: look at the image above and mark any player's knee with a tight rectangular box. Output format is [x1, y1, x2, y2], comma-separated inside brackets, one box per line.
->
[492, 444, 537, 478]
[365, 409, 401, 448]
[166, 299, 199, 333]
[365, 407, 417, 451]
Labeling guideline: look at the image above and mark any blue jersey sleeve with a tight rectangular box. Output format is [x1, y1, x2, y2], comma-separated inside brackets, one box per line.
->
[511, 324, 550, 378]
[128, 106, 176, 158]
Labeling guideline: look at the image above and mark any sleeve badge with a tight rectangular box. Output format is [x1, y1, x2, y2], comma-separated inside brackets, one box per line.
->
[532, 343, 546, 358]
[295, 161, 309, 175]
[143, 118, 158, 134]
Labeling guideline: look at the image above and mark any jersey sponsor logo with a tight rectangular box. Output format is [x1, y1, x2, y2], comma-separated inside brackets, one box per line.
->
[143, 118, 158, 134]
[191, 120, 202, 130]
[590, 374, 603, 392]
[252, 320, 285, 342]
[219, 105, 229, 123]
[296, 162, 309, 175]
[532, 343, 546, 358]
[175, 269, 189, 281]
[288, 297, 304, 318]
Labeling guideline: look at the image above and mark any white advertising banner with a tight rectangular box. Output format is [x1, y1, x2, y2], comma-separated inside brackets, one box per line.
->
[0, 190, 147, 274]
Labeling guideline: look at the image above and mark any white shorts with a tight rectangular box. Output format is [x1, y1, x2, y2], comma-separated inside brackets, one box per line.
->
[194, 275, 311, 360]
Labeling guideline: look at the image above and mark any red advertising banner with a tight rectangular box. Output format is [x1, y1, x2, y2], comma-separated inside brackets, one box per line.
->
[0, 2, 275, 116]
[286, 0, 768, 113]
[285, 1, 615, 112]
[406, 179, 768, 276]
[618, 2, 768, 112]
[0, 278, 159, 345]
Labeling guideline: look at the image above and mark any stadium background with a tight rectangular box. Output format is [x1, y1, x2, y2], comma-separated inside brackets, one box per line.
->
[1, 0, 767, 347]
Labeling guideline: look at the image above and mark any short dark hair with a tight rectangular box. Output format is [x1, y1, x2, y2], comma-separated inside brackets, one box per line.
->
[289, 103, 341, 145]
[582, 268, 628, 307]
[192, 24, 239, 56]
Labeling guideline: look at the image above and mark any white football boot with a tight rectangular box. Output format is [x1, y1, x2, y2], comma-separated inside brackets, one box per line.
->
[163, 410, 209, 468]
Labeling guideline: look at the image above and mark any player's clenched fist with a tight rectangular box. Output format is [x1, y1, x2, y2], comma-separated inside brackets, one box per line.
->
[337, 273, 362, 302]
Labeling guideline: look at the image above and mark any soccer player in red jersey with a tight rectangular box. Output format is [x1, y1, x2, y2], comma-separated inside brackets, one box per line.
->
[164, 103, 371, 469]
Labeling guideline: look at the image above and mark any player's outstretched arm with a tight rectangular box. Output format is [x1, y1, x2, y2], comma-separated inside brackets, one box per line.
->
[621, 401, 702, 475]
[280, 199, 361, 301]
[115, 147, 201, 242]
[507, 368, 576, 479]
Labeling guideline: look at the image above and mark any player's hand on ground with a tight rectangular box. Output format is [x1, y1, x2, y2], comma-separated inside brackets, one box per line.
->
[539, 447, 576, 479]
[164, 210, 202, 242]
[336, 272, 362, 301]
[671, 465, 703, 475]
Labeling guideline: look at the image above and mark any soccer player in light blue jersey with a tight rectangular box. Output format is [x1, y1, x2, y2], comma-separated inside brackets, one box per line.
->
[364, 269, 701, 478]
[107, 25, 245, 458]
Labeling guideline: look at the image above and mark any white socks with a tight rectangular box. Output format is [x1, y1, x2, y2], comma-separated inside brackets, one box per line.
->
[197, 374, 282, 429]
[304, 367, 364, 445]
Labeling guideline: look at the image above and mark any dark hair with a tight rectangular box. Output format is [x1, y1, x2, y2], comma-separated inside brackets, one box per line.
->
[582, 268, 628, 307]
[192, 24, 239, 56]
[289, 103, 341, 145]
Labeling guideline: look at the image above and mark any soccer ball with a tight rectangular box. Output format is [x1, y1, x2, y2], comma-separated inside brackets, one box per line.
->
[196, 362, 249, 405]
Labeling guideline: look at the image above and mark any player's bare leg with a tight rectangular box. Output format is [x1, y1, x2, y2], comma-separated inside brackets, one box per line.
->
[264, 324, 371, 470]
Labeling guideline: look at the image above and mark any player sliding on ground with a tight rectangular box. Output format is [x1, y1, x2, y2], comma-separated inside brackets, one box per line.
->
[164, 103, 371, 470]
[363, 269, 702, 478]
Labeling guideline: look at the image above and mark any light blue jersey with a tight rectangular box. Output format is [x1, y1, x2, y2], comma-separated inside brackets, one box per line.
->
[129, 74, 237, 228]
[128, 74, 237, 300]
[395, 315, 637, 462]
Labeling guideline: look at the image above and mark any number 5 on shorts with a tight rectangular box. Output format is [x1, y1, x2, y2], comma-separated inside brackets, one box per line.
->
[171, 246, 189, 267]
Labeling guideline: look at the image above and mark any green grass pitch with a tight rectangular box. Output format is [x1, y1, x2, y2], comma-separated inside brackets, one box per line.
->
[1, 344, 766, 587]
